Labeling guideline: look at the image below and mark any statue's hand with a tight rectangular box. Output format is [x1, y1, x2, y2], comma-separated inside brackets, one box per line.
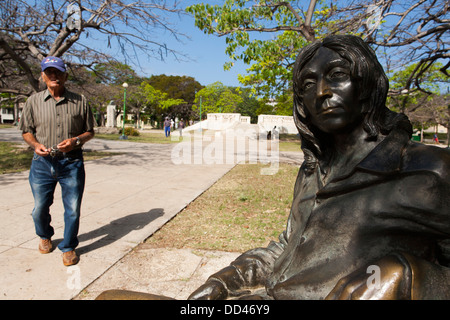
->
[188, 280, 228, 300]
[325, 254, 411, 300]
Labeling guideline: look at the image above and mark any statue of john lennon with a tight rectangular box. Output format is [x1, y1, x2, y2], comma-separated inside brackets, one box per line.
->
[99, 35, 450, 300]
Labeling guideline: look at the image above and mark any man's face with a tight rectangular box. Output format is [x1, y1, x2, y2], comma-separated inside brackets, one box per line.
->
[298, 47, 363, 134]
[41, 67, 67, 90]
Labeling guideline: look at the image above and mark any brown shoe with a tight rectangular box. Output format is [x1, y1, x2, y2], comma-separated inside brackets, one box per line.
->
[62, 250, 79, 266]
[38, 238, 53, 254]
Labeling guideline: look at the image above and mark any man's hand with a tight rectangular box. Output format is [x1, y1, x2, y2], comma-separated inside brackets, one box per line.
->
[57, 137, 77, 153]
[35, 143, 50, 156]
[22, 132, 49, 156]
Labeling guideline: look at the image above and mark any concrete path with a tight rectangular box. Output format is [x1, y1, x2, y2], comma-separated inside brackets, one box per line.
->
[0, 126, 303, 300]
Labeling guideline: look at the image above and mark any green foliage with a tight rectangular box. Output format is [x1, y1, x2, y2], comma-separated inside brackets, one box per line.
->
[272, 93, 294, 116]
[235, 87, 266, 122]
[387, 62, 448, 114]
[0, 93, 14, 108]
[119, 127, 140, 136]
[186, 1, 330, 98]
[147, 74, 203, 103]
[389, 62, 447, 96]
[137, 81, 186, 117]
[92, 62, 141, 85]
[193, 82, 243, 115]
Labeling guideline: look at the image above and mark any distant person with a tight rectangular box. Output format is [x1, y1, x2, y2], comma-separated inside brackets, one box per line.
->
[179, 118, 185, 137]
[164, 117, 171, 137]
[267, 126, 278, 140]
[19, 56, 95, 266]
[434, 133, 439, 144]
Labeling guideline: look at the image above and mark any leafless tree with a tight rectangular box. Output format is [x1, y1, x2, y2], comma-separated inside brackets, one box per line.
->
[327, 0, 449, 95]
[0, 0, 187, 98]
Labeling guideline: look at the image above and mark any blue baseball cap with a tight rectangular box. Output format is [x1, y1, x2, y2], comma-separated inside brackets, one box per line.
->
[41, 56, 66, 72]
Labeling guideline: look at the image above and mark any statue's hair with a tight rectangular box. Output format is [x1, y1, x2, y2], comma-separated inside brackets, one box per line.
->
[292, 35, 412, 173]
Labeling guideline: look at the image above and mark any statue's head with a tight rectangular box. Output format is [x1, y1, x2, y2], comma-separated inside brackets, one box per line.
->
[292, 35, 410, 172]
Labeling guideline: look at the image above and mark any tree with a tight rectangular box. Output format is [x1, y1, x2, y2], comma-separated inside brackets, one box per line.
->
[186, 0, 449, 98]
[0, 0, 187, 98]
[187, 0, 319, 98]
[388, 62, 448, 121]
[193, 82, 243, 117]
[147, 74, 203, 104]
[143, 74, 202, 124]
[387, 62, 449, 143]
[92, 62, 141, 86]
[235, 87, 265, 123]
[331, 0, 449, 96]
[400, 93, 450, 144]
[65, 62, 141, 126]
[69, 65, 122, 126]
[139, 81, 185, 123]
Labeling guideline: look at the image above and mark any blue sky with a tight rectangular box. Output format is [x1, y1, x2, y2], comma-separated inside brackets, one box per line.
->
[135, 4, 248, 88]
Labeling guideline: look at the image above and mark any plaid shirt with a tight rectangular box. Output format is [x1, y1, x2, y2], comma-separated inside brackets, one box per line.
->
[19, 89, 95, 148]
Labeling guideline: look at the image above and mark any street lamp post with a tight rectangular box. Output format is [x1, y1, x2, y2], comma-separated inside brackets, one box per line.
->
[120, 82, 128, 140]
[199, 95, 202, 131]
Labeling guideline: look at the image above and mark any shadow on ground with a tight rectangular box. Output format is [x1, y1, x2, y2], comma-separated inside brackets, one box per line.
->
[76, 208, 164, 255]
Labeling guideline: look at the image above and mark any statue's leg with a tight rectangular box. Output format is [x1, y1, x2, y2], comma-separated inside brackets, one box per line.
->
[95, 289, 175, 300]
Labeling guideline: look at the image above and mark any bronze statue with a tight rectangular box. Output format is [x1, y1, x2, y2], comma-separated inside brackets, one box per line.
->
[99, 35, 450, 300]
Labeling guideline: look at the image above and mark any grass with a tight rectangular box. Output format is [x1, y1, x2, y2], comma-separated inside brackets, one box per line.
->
[95, 130, 302, 151]
[95, 131, 182, 144]
[278, 133, 302, 152]
[0, 141, 123, 174]
[0, 142, 35, 174]
[145, 163, 299, 252]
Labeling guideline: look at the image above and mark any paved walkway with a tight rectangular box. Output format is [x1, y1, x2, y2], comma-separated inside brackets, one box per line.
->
[0, 126, 304, 300]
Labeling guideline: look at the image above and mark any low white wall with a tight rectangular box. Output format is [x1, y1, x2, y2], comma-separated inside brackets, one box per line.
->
[183, 113, 298, 135]
[257, 115, 297, 134]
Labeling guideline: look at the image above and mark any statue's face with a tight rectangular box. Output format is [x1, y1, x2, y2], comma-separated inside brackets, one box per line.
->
[299, 47, 363, 134]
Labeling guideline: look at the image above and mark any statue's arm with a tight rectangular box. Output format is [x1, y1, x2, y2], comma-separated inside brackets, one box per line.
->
[326, 150, 450, 300]
[403, 251, 450, 300]
[188, 233, 287, 300]
[325, 251, 450, 300]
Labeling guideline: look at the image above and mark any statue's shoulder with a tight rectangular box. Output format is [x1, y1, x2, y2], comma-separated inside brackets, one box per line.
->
[402, 142, 450, 181]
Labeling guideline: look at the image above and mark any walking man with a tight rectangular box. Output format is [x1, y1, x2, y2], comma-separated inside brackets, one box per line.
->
[164, 116, 171, 137]
[19, 56, 95, 266]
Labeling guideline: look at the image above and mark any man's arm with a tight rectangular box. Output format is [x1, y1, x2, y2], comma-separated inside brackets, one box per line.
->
[57, 130, 95, 153]
[22, 132, 49, 156]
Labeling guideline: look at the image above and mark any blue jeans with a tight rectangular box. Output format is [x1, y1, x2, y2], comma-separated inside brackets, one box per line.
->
[164, 126, 170, 137]
[29, 152, 85, 252]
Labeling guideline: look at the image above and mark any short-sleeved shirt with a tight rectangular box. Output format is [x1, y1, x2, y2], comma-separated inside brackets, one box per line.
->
[19, 89, 95, 148]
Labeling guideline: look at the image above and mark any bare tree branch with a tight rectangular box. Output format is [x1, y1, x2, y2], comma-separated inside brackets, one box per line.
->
[0, 0, 187, 97]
